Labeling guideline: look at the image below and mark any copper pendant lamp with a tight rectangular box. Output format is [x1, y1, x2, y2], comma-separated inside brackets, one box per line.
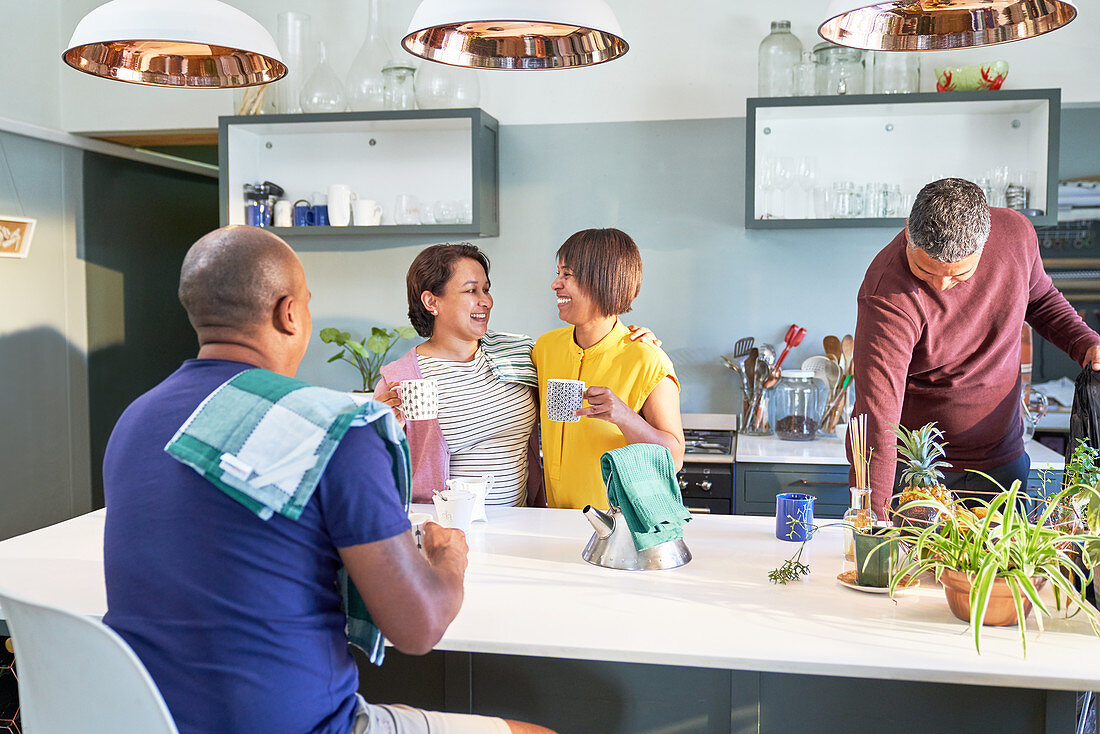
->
[63, 0, 286, 88]
[819, 0, 1078, 51]
[402, 0, 629, 70]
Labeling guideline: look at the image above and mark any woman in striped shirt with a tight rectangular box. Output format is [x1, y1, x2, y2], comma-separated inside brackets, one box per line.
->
[374, 243, 656, 506]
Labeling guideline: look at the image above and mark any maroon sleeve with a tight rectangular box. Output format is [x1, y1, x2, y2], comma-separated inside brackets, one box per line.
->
[849, 294, 922, 516]
[1023, 224, 1099, 365]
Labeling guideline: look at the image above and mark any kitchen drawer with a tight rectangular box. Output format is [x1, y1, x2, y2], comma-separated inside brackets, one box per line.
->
[736, 463, 849, 519]
[677, 464, 733, 500]
[683, 498, 731, 515]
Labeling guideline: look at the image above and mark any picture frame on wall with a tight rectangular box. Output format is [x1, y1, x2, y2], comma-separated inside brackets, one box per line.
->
[0, 216, 35, 258]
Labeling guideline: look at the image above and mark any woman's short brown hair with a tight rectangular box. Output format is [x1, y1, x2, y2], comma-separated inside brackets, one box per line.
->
[406, 243, 491, 337]
[556, 228, 642, 317]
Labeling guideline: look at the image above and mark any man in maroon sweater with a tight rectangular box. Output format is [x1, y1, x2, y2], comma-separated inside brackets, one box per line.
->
[851, 178, 1100, 515]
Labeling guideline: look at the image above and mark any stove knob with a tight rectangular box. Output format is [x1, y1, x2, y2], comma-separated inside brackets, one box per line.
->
[699, 480, 712, 492]
[678, 477, 688, 490]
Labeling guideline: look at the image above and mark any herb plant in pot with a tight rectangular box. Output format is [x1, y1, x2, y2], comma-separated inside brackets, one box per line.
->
[890, 479, 1100, 654]
[320, 326, 418, 393]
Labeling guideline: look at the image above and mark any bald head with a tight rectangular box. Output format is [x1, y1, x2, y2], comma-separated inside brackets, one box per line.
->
[179, 226, 303, 332]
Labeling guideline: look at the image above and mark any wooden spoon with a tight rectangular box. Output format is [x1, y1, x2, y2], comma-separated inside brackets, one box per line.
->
[841, 334, 855, 375]
[823, 335, 842, 365]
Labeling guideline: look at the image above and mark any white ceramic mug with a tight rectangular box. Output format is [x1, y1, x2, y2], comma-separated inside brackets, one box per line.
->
[433, 489, 476, 533]
[398, 378, 438, 421]
[352, 199, 383, 226]
[408, 511, 433, 557]
[327, 184, 355, 226]
[273, 199, 292, 227]
[545, 379, 586, 422]
[446, 476, 493, 523]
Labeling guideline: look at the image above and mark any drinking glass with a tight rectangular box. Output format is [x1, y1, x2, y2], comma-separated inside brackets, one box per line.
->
[796, 157, 818, 218]
[394, 195, 421, 225]
[758, 158, 777, 219]
[773, 157, 794, 218]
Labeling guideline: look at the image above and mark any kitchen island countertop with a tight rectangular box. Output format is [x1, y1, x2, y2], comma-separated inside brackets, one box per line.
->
[1, 506, 1097, 693]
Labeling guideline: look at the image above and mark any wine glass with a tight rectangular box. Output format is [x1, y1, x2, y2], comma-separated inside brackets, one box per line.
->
[796, 157, 818, 218]
[758, 158, 777, 219]
[773, 157, 795, 219]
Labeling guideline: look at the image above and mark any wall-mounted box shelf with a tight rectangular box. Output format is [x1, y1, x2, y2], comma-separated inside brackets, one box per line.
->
[219, 108, 499, 237]
[745, 89, 1060, 230]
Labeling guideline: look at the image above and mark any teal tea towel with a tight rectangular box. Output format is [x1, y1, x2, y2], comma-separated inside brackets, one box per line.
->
[480, 330, 537, 386]
[601, 444, 691, 551]
[164, 368, 411, 666]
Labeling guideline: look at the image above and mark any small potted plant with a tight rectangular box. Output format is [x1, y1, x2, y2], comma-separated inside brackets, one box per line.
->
[320, 326, 418, 392]
[1064, 439, 1100, 597]
[890, 479, 1100, 655]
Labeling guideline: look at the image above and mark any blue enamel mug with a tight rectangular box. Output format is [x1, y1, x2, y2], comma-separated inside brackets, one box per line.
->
[292, 199, 311, 227]
[308, 204, 329, 226]
[776, 492, 815, 542]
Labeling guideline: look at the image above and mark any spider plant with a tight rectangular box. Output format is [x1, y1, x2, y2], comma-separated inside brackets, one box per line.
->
[889, 476, 1100, 655]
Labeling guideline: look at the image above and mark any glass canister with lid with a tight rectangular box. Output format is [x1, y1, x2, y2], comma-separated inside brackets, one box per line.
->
[773, 370, 828, 441]
[813, 42, 865, 96]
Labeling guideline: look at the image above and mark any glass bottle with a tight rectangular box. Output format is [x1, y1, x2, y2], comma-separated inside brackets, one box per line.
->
[415, 63, 481, 109]
[275, 11, 310, 113]
[346, 0, 391, 111]
[794, 52, 816, 96]
[300, 42, 346, 113]
[758, 20, 802, 97]
[843, 488, 878, 562]
[382, 61, 417, 110]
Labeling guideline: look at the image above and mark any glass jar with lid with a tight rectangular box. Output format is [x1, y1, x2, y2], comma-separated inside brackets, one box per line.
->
[773, 370, 828, 441]
[758, 20, 803, 97]
[382, 61, 417, 110]
[813, 42, 865, 96]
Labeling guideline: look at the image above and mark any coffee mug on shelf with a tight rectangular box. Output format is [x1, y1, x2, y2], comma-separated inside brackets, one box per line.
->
[398, 378, 438, 421]
[546, 378, 585, 422]
[292, 199, 311, 226]
[327, 184, 355, 227]
[352, 199, 384, 226]
[308, 205, 329, 226]
[273, 199, 292, 227]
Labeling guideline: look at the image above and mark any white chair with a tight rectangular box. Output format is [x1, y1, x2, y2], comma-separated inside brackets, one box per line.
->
[0, 590, 177, 734]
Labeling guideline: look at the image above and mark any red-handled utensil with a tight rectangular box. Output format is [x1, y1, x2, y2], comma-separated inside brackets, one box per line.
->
[762, 324, 807, 389]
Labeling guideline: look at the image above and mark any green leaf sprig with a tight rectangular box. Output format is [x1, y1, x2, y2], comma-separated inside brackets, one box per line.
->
[320, 325, 418, 392]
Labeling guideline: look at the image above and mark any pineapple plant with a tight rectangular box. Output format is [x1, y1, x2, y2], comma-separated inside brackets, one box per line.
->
[893, 422, 953, 526]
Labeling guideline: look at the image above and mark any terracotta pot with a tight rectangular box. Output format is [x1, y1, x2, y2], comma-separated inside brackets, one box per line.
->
[939, 568, 1046, 627]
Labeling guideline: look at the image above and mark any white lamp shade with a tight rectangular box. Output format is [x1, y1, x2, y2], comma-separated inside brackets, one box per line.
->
[403, 0, 629, 70]
[63, 0, 286, 87]
[819, 0, 1078, 51]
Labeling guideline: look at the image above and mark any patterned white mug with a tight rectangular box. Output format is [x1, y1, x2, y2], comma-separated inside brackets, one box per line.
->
[546, 378, 585, 422]
[398, 378, 438, 421]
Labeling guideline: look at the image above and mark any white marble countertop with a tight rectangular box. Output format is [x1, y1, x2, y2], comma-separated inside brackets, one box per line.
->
[737, 434, 1066, 471]
[4, 507, 1099, 692]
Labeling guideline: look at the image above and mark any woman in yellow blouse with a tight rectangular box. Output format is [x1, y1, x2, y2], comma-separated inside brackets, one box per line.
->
[533, 228, 685, 510]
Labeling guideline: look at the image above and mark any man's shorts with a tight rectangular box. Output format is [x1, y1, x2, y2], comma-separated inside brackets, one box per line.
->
[351, 694, 511, 734]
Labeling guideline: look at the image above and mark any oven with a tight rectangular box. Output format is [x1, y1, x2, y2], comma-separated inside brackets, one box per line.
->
[678, 414, 737, 515]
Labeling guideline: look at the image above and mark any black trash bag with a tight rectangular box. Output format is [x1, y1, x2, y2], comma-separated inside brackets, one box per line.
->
[1067, 367, 1100, 465]
[1066, 366, 1100, 605]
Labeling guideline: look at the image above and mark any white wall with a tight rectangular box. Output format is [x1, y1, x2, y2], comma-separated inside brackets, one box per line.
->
[48, 0, 1100, 133]
[1, 0, 62, 128]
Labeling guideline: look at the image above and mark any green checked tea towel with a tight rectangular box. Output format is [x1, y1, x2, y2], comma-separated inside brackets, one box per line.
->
[164, 368, 410, 666]
[601, 444, 691, 551]
[480, 330, 537, 386]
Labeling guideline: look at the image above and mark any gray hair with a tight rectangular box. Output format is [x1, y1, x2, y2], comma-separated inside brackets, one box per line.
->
[906, 178, 991, 263]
